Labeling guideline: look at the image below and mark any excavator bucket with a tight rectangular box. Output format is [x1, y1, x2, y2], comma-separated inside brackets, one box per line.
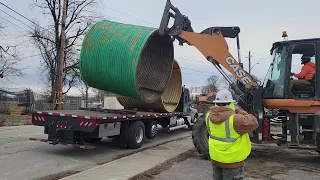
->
[201, 26, 240, 38]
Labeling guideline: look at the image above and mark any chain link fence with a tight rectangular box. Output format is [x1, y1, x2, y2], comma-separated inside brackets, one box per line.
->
[0, 87, 83, 115]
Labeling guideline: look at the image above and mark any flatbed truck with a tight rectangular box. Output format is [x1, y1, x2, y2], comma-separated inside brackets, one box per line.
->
[29, 87, 198, 149]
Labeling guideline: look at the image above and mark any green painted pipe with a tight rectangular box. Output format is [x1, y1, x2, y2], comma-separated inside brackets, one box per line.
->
[79, 20, 174, 103]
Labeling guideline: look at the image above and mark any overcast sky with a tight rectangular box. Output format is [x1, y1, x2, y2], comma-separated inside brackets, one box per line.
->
[0, 0, 318, 94]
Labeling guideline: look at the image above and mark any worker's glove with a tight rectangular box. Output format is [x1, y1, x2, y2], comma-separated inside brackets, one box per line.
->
[235, 105, 248, 115]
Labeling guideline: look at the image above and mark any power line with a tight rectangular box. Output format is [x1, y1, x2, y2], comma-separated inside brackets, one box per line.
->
[0, 1, 45, 30]
[180, 67, 220, 75]
[0, 16, 29, 32]
[100, 4, 156, 26]
[6, 53, 42, 61]
[0, 8, 33, 29]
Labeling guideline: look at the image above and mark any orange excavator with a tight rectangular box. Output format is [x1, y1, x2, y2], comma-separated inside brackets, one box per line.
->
[159, 0, 320, 158]
[195, 91, 216, 113]
[197, 92, 216, 103]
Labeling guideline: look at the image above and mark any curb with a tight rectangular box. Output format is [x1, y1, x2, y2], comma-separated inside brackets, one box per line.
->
[60, 136, 194, 180]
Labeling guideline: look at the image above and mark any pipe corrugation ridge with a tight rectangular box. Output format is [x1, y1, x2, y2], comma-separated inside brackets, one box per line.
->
[79, 20, 174, 103]
[117, 59, 182, 112]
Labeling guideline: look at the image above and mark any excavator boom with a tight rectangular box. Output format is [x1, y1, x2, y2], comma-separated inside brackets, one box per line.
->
[178, 31, 258, 89]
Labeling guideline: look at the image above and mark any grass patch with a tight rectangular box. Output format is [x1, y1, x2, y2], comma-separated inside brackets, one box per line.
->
[0, 114, 32, 127]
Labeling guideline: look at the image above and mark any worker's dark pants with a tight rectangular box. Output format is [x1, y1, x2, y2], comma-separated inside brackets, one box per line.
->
[290, 79, 311, 89]
[213, 166, 244, 180]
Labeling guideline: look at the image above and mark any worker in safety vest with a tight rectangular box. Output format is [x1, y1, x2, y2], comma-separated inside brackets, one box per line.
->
[206, 89, 258, 180]
[290, 55, 316, 88]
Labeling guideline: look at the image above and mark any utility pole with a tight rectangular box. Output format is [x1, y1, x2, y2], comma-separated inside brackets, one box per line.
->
[57, 0, 68, 110]
[248, 51, 251, 75]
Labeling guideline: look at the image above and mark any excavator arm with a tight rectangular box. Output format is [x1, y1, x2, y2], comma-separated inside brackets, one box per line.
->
[159, 0, 257, 91]
[178, 31, 258, 89]
[159, 0, 265, 142]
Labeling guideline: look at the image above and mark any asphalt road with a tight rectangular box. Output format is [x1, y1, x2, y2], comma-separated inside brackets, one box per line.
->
[0, 125, 191, 180]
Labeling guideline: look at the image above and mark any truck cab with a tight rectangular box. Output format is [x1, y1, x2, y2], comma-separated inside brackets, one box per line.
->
[176, 86, 199, 125]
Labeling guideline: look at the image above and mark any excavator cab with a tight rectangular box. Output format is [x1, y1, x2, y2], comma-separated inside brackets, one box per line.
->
[263, 38, 319, 100]
[262, 38, 320, 151]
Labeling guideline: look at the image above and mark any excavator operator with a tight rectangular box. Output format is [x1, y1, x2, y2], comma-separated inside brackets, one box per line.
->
[290, 55, 316, 88]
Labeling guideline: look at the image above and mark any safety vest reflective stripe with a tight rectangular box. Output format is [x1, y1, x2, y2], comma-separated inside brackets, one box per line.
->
[206, 113, 241, 143]
[305, 64, 315, 80]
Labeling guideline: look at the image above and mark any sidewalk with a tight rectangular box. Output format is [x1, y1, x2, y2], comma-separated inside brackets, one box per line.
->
[60, 136, 194, 180]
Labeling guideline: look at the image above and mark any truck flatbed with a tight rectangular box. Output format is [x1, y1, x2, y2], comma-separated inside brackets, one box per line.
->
[32, 109, 184, 122]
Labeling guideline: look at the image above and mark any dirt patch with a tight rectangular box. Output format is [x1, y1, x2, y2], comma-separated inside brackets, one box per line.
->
[129, 144, 320, 180]
[0, 115, 31, 127]
[33, 170, 81, 180]
[245, 145, 320, 179]
[128, 148, 197, 180]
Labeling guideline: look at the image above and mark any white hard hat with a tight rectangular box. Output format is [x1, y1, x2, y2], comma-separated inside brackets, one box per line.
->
[212, 89, 235, 103]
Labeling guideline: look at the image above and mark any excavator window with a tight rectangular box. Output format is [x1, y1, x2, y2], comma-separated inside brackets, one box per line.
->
[263, 45, 288, 98]
[289, 43, 316, 99]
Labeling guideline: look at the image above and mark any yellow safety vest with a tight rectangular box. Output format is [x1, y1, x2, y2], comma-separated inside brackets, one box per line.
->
[206, 110, 252, 163]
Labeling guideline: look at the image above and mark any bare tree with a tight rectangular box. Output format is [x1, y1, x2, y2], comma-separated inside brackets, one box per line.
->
[0, 23, 25, 79]
[201, 75, 219, 94]
[91, 88, 105, 102]
[29, 0, 101, 103]
[0, 45, 25, 79]
[77, 81, 90, 108]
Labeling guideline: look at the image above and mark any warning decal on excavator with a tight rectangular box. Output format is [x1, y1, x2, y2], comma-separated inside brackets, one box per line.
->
[225, 56, 253, 85]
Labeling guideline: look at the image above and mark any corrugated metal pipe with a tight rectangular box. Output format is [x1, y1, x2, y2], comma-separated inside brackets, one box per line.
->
[117, 59, 182, 112]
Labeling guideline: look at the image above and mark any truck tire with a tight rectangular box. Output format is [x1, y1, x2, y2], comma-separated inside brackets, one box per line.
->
[145, 121, 157, 139]
[127, 121, 145, 149]
[192, 114, 210, 160]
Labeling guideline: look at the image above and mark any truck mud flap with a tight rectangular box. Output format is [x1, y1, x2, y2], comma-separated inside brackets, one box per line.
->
[47, 127, 77, 144]
[29, 138, 95, 150]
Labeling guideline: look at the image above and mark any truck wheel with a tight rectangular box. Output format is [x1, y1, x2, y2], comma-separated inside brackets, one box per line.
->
[145, 121, 158, 139]
[127, 121, 145, 149]
[192, 114, 210, 160]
